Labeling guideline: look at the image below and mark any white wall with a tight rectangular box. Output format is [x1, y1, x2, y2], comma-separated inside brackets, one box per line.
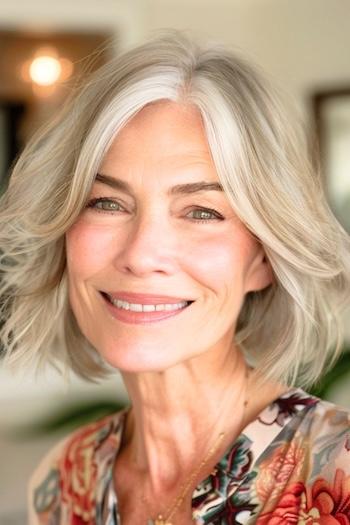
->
[0, 0, 143, 49]
[2, 0, 350, 94]
[140, 0, 350, 124]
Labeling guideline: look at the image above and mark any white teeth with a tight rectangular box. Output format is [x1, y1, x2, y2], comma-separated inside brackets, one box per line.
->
[108, 296, 189, 312]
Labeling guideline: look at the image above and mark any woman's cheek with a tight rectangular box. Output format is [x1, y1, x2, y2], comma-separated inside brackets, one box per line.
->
[184, 235, 242, 284]
[65, 221, 119, 277]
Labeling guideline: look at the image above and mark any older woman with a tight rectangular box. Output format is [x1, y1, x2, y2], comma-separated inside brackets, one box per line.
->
[1, 31, 350, 525]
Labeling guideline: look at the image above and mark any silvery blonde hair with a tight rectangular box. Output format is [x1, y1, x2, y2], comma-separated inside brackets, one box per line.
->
[1, 29, 350, 387]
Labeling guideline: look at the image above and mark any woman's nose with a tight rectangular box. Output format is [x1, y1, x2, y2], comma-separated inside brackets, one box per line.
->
[113, 212, 180, 277]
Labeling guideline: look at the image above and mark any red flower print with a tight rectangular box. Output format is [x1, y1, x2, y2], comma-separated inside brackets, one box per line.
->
[256, 442, 306, 506]
[58, 416, 114, 524]
[257, 469, 350, 525]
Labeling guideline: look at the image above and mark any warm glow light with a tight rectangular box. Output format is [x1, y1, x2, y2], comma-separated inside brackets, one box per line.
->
[29, 55, 62, 86]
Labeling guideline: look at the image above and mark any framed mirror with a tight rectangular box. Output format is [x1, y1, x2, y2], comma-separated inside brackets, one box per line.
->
[313, 88, 350, 233]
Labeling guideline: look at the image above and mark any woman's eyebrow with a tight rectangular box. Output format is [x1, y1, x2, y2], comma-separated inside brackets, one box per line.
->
[95, 173, 224, 195]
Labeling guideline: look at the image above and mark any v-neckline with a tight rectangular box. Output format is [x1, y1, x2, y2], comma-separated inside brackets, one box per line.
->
[103, 386, 319, 523]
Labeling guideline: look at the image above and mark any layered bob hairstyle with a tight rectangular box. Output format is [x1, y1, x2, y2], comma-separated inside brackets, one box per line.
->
[1, 30, 350, 387]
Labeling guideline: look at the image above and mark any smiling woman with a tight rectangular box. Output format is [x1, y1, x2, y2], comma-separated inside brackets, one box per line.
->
[1, 30, 350, 525]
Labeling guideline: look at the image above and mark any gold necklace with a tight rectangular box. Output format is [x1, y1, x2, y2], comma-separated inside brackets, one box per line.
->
[144, 366, 250, 525]
[145, 430, 226, 525]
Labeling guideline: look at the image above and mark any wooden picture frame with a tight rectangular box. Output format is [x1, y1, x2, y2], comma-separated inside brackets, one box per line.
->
[313, 88, 350, 233]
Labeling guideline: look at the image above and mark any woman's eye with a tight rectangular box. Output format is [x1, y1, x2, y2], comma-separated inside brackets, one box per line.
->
[187, 208, 223, 223]
[85, 199, 222, 223]
[86, 197, 123, 213]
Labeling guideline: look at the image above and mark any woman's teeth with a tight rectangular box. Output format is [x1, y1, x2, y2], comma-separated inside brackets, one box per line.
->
[107, 295, 190, 312]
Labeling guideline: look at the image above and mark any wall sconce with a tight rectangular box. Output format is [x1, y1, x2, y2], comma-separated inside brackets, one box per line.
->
[30, 54, 61, 86]
[21, 46, 74, 94]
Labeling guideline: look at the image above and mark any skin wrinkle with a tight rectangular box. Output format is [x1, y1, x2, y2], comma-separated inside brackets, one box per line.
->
[65, 101, 284, 518]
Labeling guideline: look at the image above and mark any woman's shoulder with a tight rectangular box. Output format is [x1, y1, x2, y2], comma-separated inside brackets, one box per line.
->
[27, 407, 128, 525]
[248, 389, 350, 523]
[302, 390, 350, 461]
[268, 387, 350, 449]
[286, 387, 350, 431]
[244, 387, 350, 477]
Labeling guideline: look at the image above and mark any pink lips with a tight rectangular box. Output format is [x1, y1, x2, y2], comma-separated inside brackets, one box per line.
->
[100, 292, 192, 325]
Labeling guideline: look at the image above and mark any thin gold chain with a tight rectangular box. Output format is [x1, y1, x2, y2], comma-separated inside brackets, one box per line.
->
[154, 430, 226, 524]
[144, 366, 250, 524]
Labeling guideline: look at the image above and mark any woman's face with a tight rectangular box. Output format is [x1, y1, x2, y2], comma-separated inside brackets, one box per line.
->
[65, 101, 272, 372]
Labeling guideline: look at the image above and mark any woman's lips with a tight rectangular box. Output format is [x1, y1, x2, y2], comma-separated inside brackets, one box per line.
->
[100, 292, 193, 325]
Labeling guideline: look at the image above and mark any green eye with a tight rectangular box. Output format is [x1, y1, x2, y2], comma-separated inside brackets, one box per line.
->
[189, 210, 214, 220]
[96, 200, 120, 211]
[187, 208, 223, 223]
[87, 198, 122, 212]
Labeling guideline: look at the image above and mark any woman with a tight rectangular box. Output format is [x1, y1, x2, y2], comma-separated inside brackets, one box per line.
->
[1, 31, 350, 525]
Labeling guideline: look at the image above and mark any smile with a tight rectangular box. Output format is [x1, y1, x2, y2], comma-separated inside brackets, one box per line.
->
[107, 295, 190, 312]
[100, 292, 194, 324]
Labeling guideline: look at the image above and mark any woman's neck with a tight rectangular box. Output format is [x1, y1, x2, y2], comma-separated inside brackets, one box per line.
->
[118, 343, 286, 499]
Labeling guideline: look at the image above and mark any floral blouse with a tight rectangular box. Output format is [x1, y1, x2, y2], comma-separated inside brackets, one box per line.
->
[28, 388, 350, 524]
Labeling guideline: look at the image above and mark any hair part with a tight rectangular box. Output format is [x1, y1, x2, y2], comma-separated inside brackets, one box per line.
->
[1, 29, 350, 387]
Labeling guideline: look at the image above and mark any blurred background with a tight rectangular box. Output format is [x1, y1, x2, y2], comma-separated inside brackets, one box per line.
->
[0, 0, 350, 523]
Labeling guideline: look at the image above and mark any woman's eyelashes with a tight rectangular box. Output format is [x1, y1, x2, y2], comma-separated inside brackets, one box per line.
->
[86, 197, 124, 213]
[85, 196, 224, 224]
[186, 208, 224, 223]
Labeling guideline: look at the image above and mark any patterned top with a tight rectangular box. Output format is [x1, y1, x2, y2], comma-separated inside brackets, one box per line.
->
[28, 388, 350, 525]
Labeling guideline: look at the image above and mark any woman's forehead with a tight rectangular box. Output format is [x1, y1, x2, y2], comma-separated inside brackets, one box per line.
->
[102, 101, 210, 161]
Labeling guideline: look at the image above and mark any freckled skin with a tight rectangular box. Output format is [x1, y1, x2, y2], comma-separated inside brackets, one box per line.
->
[65, 101, 272, 373]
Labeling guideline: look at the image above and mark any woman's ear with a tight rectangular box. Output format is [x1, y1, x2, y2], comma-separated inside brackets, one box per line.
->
[245, 249, 275, 293]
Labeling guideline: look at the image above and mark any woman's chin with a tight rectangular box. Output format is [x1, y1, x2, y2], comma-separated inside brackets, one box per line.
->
[102, 349, 184, 374]
[94, 337, 206, 374]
